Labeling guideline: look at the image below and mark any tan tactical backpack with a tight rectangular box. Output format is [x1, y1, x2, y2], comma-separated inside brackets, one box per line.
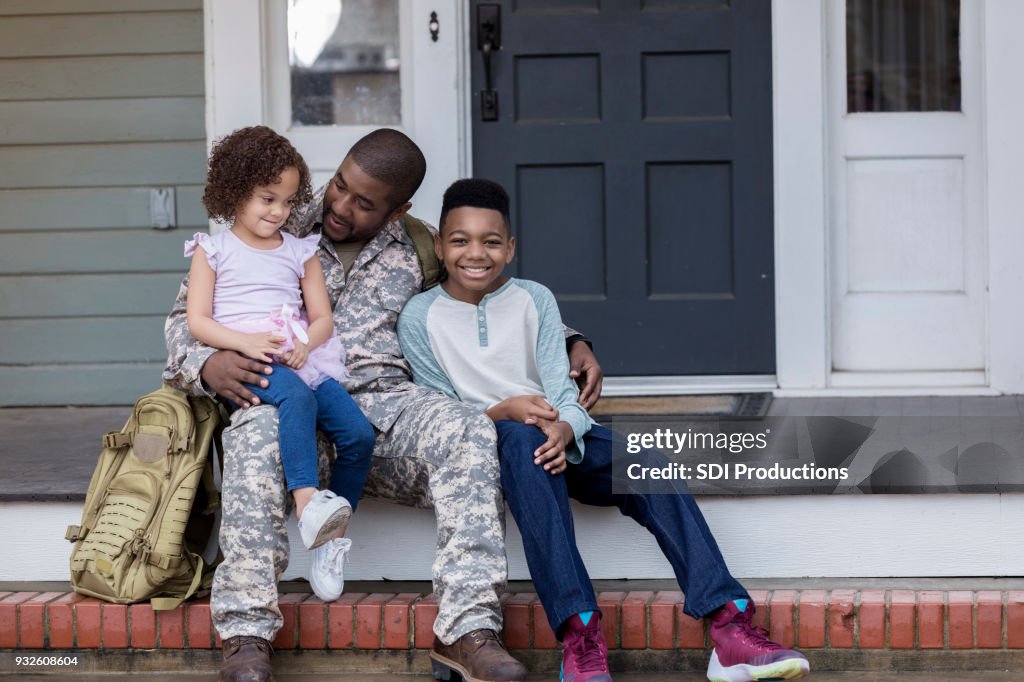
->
[66, 385, 222, 610]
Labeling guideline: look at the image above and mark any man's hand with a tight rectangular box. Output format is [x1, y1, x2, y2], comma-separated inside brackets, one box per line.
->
[531, 419, 573, 475]
[238, 332, 285, 364]
[568, 341, 604, 410]
[201, 350, 273, 408]
[486, 395, 559, 424]
[279, 340, 309, 369]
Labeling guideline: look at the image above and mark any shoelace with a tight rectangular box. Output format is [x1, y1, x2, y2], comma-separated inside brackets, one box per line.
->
[324, 539, 351, 577]
[227, 636, 272, 655]
[570, 629, 608, 672]
[469, 629, 502, 650]
[731, 611, 782, 651]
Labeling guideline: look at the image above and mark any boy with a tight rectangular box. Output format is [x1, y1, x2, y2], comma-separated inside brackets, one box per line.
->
[398, 179, 810, 682]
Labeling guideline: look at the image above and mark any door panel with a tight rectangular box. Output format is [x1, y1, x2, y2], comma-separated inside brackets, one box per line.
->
[471, 0, 775, 375]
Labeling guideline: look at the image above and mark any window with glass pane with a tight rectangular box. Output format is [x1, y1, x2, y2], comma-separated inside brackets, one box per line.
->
[846, 0, 960, 113]
[288, 0, 401, 126]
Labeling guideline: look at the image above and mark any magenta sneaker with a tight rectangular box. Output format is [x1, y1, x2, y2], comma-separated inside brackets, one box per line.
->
[560, 612, 612, 682]
[707, 600, 810, 682]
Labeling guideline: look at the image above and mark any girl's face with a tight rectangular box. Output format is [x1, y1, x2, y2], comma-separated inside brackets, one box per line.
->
[232, 167, 301, 247]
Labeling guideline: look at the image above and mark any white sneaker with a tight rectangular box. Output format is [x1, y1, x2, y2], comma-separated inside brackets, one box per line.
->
[310, 537, 352, 602]
[297, 490, 352, 549]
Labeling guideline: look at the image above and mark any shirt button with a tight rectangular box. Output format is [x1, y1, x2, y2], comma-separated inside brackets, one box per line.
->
[479, 327, 486, 333]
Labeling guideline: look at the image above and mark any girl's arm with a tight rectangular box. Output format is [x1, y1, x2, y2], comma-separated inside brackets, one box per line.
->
[185, 247, 283, 362]
[298, 256, 334, 350]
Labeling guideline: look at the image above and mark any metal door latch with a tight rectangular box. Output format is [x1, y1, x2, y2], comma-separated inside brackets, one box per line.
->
[477, 4, 501, 121]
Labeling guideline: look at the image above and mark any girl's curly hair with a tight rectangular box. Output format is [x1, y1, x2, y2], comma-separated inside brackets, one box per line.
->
[202, 126, 313, 223]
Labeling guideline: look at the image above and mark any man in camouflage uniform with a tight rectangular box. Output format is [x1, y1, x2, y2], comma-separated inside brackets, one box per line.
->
[164, 129, 603, 682]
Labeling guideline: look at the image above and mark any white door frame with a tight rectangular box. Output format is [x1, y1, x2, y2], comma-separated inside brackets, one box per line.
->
[773, 0, 1024, 395]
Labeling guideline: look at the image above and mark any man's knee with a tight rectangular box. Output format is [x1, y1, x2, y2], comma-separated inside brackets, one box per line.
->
[465, 410, 498, 447]
[222, 405, 281, 478]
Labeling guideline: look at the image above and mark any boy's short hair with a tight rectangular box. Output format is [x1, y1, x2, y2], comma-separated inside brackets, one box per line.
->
[439, 178, 511, 234]
[202, 126, 313, 222]
[349, 129, 427, 206]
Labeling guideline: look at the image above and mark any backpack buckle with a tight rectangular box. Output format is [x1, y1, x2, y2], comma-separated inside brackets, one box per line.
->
[102, 432, 132, 449]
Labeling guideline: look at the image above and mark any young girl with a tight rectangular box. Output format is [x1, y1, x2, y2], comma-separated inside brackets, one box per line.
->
[185, 126, 376, 601]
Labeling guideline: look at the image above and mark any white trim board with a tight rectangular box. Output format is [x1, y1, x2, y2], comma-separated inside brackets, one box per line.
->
[11, 494, 1024, 583]
[601, 376, 777, 397]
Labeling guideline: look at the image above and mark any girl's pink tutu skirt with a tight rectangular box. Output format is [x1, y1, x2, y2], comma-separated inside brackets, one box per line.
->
[229, 304, 347, 390]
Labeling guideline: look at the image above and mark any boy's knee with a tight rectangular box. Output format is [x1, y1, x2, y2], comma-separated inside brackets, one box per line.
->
[495, 420, 545, 453]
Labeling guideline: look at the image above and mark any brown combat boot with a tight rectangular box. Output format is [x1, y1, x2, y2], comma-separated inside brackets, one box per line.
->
[430, 629, 528, 682]
[219, 635, 274, 682]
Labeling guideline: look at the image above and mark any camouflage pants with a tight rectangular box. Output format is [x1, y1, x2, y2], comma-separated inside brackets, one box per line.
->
[211, 388, 507, 644]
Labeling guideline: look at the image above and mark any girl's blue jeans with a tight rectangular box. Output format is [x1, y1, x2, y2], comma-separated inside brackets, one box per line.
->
[236, 363, 376, 509]
[495, 420, 750, 637]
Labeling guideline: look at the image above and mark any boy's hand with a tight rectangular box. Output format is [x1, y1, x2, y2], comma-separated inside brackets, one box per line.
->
[487, 395, 559, 424]
[239, 332, 285, 363]
[532, 419, 573, 475]
[280, 340, 309, 369]
[568, 341, 603, 410]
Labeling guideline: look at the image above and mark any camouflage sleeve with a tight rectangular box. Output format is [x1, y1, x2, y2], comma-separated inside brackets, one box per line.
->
[562, 324, 592, 350]
[162, 275, 217, 398]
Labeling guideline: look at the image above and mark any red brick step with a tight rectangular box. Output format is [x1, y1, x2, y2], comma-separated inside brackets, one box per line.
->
[2, 589, 1024, 654]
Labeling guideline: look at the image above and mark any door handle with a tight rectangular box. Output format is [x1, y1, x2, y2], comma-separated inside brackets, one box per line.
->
[477, 4, 501, 121]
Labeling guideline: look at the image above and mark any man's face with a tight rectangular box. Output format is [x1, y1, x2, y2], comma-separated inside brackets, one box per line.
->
[322, 155, 408, 243]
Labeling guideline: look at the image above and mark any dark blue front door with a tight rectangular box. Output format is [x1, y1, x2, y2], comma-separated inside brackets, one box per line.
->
[470, 0, 775, 376]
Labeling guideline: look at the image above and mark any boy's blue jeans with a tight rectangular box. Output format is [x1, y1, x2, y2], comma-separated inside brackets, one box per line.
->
[239, 364, 375, 509]
[495, 420, 750, 637]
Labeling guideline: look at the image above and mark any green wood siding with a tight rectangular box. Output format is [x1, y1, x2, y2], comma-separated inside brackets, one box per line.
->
[1, 317, 168, 364]
[1, 1, 200, 14]
[0, 13, 202, 57]
[0, 3, 205, 406]
[0, 55, 204, 100]
[2, 142, 207, 188]
[0, 99, 205, 144]
[0, 187, 205, 231]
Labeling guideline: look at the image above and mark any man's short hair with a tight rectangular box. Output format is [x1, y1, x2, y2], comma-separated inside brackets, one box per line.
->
[439, 178, 511, 234]
[348, 129, 427, 206]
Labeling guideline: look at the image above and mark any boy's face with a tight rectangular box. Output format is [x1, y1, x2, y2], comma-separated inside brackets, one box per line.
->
[322, 156, 410, 243]
[436, 206, 516, 303]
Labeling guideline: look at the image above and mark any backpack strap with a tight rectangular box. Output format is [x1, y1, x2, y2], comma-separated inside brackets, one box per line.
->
[149, 552, 206, 611]
[400, 213, 442, 291]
